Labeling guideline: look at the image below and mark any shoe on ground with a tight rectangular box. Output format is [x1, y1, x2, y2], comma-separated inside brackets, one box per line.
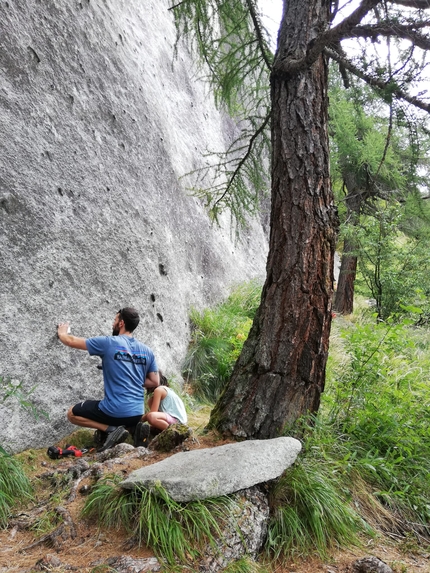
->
[93, 429, 107, 447]
[133, 422, 151, 448]
[98, 426, 129, 452]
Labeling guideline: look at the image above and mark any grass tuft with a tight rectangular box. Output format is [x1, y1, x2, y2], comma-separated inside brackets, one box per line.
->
[82, 477, 237, 565]
[183, 280, 261, 403]
[265, 457, 367, 560]
[0, 451, 33, 528]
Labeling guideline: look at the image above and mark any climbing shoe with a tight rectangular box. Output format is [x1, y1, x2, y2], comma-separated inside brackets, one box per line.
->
[93, 429, 107, 447]
[133, 422, 151, 448]
[98, 426, 129, 452]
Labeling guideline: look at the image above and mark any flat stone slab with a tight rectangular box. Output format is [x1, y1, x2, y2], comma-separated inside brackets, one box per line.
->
[121, 437, 302, 501]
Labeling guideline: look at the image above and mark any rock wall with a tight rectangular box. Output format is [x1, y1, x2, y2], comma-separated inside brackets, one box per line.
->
[0, 0, 268, 452]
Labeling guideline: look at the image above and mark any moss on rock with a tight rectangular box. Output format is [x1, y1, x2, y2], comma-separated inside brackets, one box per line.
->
[149, 424, 192, 452]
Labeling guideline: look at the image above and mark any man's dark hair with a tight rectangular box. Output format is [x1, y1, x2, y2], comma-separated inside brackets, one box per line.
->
[118, 307, 140, 332]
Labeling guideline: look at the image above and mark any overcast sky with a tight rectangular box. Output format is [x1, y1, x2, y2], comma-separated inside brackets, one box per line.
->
[259, 0, 282, 48]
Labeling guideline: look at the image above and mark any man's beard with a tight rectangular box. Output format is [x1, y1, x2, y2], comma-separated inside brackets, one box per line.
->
[112, 327, 120, 336]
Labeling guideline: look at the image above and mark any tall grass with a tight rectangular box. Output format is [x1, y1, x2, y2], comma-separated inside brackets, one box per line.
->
[0, 451, 33, 528]
[82, 475, 236, 565]
[322, 317, 430, 533]
[182, 280, 262, 403]
[265, 454, 369, 559]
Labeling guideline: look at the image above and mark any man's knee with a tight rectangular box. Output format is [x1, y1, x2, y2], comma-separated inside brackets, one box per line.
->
[67, 406, 76, 423]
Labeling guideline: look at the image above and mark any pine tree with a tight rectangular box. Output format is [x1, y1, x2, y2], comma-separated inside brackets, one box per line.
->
[171, 0, 430, 438]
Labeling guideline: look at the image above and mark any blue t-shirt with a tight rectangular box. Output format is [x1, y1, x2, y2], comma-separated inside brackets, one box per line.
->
[86, 335, 158, 418]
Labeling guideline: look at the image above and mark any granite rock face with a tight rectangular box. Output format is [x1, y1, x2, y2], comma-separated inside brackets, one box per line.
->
[0, 1, 268, 452]
[121, 437, 302, 501]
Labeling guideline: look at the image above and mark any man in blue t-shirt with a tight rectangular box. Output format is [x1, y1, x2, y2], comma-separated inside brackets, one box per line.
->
[57, 307, 159, 451]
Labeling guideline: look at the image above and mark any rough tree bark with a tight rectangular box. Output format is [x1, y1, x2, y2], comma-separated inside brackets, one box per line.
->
[209, 0, 338, 438]
[334, 242, 358, 315]
[334, 173, 364, 315]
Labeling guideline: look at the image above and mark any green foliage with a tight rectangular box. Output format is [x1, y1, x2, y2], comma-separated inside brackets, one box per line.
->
[329, 79, 430, 320]
[82, 476, 235, 566]
[0, 375, 48, 429]
[0, 377, 37, 527]
[354, 203, 430, 321]
[266, 315, 430, 557]
[266, 455, 366, 559]
[169, 0, 272, 223]
[330, 83, 407, 203]
[0, 451, 33, 528]
[324, 317, 430, 530]
[182, 280, 262, 403]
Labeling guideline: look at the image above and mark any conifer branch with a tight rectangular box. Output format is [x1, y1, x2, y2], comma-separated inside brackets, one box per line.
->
[389, 0, 430, 8]
[212, 112, 271, 210]
[244, 0, 273, 71]
[348, 24, 430, 49]
[325, 47, 430, 113]
[274, 0, 380, 76]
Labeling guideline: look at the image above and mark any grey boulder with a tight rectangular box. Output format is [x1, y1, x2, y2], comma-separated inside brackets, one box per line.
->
[121, 437, 301, 501]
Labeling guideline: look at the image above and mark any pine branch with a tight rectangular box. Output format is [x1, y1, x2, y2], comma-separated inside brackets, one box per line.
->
[325, 47, 430, 113]
[349, 24, 430, 50]
[389, 0, 430, 8]
[212, 112, 271, 210]
[244, 0, 273, 71]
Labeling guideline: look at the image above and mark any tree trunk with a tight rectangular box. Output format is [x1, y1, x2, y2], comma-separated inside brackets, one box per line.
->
[333, 173, 363, 315]
[333, 241, 358, 315]
[209, 0, 338, 439]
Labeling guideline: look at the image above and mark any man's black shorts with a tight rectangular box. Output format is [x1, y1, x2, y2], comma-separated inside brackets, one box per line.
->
[72, 400, 142, 428]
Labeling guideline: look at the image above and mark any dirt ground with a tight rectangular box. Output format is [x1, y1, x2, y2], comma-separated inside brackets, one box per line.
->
[1, 423, 429, 573]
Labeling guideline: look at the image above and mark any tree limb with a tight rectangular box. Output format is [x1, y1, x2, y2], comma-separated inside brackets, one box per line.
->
[274, 0, 380, 75]
[349, 24, 430, 50]
[389, 0, 430, 8]
[213, 112, 271, 209]
[245, 0, 273, 71]
[325, 47, 430, 113]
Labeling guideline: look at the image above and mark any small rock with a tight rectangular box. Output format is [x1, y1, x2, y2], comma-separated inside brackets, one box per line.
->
[352, 556, 393, 573]
[104, 555, 161, 572]
[149, 424, 192, 452]
[33, 554, 62, 570]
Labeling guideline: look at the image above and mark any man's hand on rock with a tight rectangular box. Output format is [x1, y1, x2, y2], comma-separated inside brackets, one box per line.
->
[57, 322, 70, 338]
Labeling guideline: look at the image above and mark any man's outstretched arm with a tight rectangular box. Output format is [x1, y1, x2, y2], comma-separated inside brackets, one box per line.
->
[57, 322, 87, 350]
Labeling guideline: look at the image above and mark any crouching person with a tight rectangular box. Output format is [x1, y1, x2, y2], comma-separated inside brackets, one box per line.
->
[134, 372, 187, 447]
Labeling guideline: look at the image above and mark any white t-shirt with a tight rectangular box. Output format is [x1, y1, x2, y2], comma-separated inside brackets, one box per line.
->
[159, 387, 188, 424]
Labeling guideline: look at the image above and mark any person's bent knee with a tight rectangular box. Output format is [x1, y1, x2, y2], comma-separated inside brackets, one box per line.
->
[67, 405, 77, 423]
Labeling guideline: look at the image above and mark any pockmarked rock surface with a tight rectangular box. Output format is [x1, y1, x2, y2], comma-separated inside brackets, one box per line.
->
[0, 1, 268, 453]
[121, 437, 302, 501]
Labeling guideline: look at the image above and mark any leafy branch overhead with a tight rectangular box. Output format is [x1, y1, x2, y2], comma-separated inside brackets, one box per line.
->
[170, 0, 430, 221]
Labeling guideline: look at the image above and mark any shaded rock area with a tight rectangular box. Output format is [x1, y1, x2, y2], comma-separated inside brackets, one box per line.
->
[121, 437, 302, 501]
[0, 0, 268, 454]
[198, 486, 270, 572]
